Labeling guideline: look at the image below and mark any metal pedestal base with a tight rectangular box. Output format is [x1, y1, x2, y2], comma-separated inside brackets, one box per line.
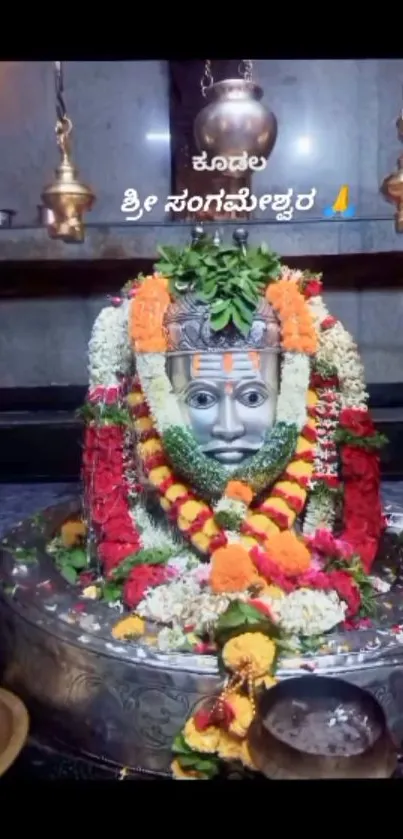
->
[2, 500, 403, 776]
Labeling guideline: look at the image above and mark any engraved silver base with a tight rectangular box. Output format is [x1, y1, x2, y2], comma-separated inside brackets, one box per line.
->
[1, 500, 403, 776]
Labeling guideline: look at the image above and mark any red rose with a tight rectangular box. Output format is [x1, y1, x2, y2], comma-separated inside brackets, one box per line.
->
[343, 528, 379, 572]
[341, 446, 379, 481]
[93, 468, 121, 497]
[88, 386, 106, 404]
[298, 568, 332, 590]
[123, 564, 172, 608]
[84, 426, 98, 449]
[79, 570, 97, 587]
[91, 489, 123, 524]
[103, 513, 139, 544]
[345, 487, 376, 517]
[82, 447, 96, 471]
[95, 427, 124, 452]
[321, 316, 337, 330]
[328, 570, 361, 617]
[99, 541, 139, 575]
[303, 279, 322, 298]
[339, 408, 375, 438]
[104, 386, 121, 406]
[309, 528, 338, 557]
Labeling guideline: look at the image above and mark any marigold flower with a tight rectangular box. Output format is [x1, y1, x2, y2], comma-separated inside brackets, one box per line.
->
[112, 615, 145, 639]
[227, 694, 255, 738]
[129, 275, 171, 353]
[61, 519, 87, 548]
[264, 530, 311, 576]
[224, 480, 253, 505]
[223, 632, 276, 678]
[217, 730, 243, 762]
[210, 545, 258, 594]
[266, 278, 318, 355]
[170, 759, 205, 780]
[183, 717, 220, 753]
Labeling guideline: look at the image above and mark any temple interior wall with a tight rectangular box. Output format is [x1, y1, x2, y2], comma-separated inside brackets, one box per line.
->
[0, 290, 401, 388]
[0, 59, 402, 388]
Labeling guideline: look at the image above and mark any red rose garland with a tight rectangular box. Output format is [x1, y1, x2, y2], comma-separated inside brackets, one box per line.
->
[82, 386, 142, 579]
[338, 408, 384, 573]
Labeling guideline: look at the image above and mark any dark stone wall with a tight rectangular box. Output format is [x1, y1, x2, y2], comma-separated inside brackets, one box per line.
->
[0, 60, 402, 388]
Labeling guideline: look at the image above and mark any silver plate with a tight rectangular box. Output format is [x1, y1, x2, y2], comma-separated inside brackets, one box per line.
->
[0, 499, 403, 775]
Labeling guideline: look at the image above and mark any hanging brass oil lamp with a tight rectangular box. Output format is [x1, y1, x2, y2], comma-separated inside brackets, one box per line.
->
[193, 59, 277, 176]
[42, 117, 95, 242]
[41, 62, 95, 242]
[381, 110, 403, 233]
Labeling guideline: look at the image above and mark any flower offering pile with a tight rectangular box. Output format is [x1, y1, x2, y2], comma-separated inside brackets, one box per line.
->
[49, 234, 387, 779]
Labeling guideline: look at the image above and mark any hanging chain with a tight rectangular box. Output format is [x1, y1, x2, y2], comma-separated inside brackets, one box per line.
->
[54, 61, 67, 121]
[238, 59, 253, 81]
[54, 61, 72, 147]
[201, 59, 214, 97]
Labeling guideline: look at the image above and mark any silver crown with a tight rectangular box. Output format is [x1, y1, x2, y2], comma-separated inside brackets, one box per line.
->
[164, 293, 280, 353]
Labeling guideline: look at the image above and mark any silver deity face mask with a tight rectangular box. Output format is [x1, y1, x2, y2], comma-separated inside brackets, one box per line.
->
[164, 292, 281, 466]
[167, 351, 279, 465]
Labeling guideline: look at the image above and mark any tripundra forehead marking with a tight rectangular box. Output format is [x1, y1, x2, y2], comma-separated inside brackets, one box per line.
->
[191, 352, 260, 380]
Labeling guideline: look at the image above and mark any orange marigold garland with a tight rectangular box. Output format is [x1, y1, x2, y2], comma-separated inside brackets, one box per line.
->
[129, 274, 171, 353]
[266, 277, 318, 355]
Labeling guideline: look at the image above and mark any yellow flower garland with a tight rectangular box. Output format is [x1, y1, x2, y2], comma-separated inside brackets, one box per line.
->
[131, 382, 316, 558]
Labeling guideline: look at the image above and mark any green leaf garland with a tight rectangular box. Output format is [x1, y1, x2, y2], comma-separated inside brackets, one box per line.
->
[162, 422, 299, 500]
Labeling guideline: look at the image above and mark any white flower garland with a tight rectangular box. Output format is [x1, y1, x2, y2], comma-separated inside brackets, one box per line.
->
[276, 353, 310, 428]
[308, 296, 368, 409]
[135, 353, 183, 430]
[303, 293, 369, 534]
[88, 301, 131, 389]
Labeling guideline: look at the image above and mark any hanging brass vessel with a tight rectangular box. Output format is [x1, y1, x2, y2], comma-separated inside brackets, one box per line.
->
[194, 79, 277, 176]
[381, 114, 403, 233]
[41, 119, 95, 243]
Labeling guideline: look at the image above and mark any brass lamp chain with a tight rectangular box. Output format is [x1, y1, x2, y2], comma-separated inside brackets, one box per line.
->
[54, 61, 72, 149]
[54, 61, 67, 122]
[238, 59, 253, 81]
[201, 59, 214, 97]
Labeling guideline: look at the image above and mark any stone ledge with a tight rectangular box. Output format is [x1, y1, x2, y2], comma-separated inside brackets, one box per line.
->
[0, 217, 401, 261]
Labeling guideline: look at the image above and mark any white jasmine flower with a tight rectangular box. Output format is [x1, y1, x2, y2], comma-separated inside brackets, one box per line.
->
[272, 588, 347, 636]
[157, 626, 188, 652]
[136, 353, 184, 430]
[276, 353, 310, 429]
[88, 301, 131, 388]
[136, 577, 239, 634]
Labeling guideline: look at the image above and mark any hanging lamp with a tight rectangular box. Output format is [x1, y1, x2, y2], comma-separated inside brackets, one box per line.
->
[41, 61, 96, 242]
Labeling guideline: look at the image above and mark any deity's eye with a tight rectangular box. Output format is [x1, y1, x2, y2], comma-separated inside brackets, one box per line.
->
[186, 390, 217, 409]
[237, 388, 267, 408]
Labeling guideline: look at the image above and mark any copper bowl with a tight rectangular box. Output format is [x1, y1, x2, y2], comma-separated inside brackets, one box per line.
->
[248, 676, 397, 779]
[0, 688, 29, 776]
